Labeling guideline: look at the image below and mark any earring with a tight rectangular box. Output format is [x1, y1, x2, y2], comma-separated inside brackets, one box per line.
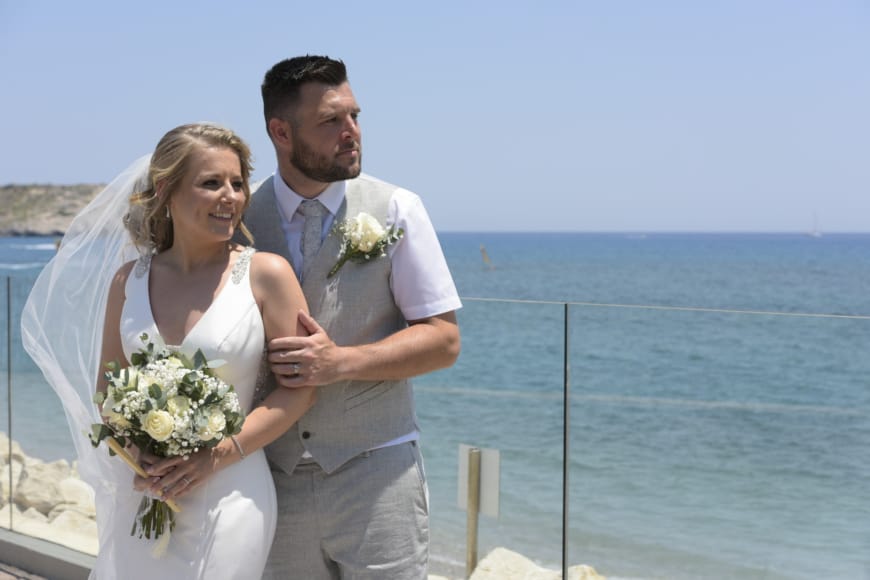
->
[165, 205, 171, 219]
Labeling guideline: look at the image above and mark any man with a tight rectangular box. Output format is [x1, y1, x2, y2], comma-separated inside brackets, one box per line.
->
[244, 55, 461, 580]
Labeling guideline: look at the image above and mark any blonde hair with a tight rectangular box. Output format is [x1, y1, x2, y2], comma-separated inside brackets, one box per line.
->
[126, 123, 254, 252]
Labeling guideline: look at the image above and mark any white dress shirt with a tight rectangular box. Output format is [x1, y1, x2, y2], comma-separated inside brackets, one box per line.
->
[272, 172, 462, 321]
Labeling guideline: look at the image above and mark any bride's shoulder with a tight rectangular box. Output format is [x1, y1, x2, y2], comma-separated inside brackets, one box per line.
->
[249, 250, 294, 279]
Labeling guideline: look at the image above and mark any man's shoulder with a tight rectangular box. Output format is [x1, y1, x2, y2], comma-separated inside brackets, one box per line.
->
[247, 176, 275, 212]
[250, 175, 275, 196]
[348, 172, 400, 193]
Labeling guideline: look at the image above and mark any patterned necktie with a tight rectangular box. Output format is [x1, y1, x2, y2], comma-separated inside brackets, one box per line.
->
[299, 199, 327, 280]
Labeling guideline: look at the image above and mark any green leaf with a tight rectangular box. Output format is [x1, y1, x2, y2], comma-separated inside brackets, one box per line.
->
[193, 349, 207, 370]
[89, 423, 114, 446]
[148, 383, 162, 400]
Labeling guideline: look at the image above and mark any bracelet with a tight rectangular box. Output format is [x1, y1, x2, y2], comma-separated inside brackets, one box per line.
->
[230, 435, 246, 459]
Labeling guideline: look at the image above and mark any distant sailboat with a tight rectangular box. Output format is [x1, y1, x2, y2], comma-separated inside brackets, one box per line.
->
[807, 214, 822, 238]
[480, 244, 495, 270]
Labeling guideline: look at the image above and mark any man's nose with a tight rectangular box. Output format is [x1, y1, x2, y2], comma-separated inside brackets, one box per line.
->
[341, 116, 360, 140]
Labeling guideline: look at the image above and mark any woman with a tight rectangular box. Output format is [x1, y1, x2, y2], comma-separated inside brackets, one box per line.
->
[23, 123, 314, 579]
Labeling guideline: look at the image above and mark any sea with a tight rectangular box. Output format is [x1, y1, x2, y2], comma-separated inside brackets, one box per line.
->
[1, 233, 869, 580]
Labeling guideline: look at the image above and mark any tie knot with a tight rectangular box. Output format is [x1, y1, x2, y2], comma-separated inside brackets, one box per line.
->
[299, 199, 327, 218]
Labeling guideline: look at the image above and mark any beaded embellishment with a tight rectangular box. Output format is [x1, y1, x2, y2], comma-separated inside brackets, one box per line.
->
[134, 247, 253, 282]
[133, 252, 152, 279]
[231, 247, 255, 284]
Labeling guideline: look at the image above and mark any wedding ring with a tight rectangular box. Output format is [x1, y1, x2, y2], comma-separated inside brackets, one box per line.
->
[182, 477, 191, 486]
[291, 362, 301, 375]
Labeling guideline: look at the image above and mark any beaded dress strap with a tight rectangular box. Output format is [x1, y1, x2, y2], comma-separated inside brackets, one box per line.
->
[231, 247, 256, 284]
[133, 252, 153, 279]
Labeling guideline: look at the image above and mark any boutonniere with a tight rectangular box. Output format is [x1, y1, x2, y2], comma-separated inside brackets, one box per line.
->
[328, 212, 404, 278]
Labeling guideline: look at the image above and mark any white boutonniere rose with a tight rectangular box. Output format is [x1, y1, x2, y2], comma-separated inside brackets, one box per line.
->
[328, 212, 404, 277]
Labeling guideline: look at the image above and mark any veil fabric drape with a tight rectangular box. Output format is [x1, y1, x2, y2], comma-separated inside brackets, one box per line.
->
[20, 154, 152, 577]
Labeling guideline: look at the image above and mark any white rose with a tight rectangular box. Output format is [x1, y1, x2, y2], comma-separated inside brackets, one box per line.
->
[166, 395, 191, 417]
[165, 356, 185, 369]
[350, 213, 385, 252]
[197, 407, 226, 441]
[143, 410, 174, 442]
[138, 373, 158, 390]
[100, 395, 131, 429]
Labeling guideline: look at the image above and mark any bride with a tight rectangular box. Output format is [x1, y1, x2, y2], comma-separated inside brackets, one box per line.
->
[23, 123, 314, 579]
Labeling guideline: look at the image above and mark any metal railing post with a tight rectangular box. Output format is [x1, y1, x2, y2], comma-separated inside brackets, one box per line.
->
[465, 446, 482, 578]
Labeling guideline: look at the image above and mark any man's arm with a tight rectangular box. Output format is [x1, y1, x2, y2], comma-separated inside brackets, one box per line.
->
[268, 310, 460, 387]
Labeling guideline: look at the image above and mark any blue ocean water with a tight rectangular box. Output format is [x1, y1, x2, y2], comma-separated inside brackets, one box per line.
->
[2, 233, 869, 579]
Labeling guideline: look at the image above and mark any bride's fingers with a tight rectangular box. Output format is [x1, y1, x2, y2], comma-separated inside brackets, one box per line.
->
[145, 456, 187, 477]
[160, 473, 196, 500]
[133, 474, 161, 492]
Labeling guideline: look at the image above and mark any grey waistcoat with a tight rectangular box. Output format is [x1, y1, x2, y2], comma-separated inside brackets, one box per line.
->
[244, 174, 417, 474]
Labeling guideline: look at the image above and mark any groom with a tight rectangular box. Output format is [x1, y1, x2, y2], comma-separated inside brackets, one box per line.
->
[244, 55, 461, 579]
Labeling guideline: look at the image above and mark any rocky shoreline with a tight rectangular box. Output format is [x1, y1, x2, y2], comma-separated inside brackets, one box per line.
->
[0, 433, 97, 555]
[0, 184, 103, 237]
[1, 433, 605, 578]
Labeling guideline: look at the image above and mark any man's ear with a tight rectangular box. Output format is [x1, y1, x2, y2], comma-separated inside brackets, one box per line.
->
[268, 117, 293, 149]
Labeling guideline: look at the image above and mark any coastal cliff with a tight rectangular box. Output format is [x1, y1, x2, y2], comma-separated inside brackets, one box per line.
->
[0, 184, 104, 236]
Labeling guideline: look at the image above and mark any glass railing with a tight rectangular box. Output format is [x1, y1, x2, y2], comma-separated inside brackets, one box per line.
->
[417, 298, 870, 579]
[2, 278, 869, 579]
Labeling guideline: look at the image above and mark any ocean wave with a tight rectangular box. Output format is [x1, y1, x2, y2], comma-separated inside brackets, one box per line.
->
[6, 243, 57, 251]
[0, 262, 46, 270]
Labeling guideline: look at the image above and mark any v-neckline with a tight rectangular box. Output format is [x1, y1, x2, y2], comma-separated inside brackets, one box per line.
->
[144, 255, 236, 348]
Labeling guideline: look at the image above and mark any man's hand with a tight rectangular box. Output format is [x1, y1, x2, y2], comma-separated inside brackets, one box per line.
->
[268, 311, 346, 388]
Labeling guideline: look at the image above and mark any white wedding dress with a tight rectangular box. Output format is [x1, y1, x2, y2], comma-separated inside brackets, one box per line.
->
[97, 246, 276, 579]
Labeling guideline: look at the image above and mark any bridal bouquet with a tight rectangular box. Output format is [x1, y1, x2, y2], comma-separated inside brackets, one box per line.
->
[90, 334, 244, 551]
[328, 212, 404, 277]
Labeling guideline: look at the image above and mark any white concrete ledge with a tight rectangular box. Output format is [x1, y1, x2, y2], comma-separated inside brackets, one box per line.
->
[0, 528, 93, 580]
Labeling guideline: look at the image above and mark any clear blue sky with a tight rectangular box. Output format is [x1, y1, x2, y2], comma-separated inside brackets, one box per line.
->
[1, 0, 867, 232]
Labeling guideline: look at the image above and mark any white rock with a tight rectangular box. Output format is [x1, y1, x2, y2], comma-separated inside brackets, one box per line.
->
[470, 547, 560, 580]
[0, 501, 22, 529]
[469, 547, 606, 580]
[59, 477, 96, 510]
[48, 501, 96, 521]
[568, 565, 606, 580]
[49, 510, 98, 555]
[0, 461, 24, 502]
[22, 507, 48, 522]
[0, 431, 27, 465]
[12, 459, 71, 514]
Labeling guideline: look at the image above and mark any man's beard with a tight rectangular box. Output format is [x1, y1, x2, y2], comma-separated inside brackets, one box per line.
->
[290, 133, 362, 183]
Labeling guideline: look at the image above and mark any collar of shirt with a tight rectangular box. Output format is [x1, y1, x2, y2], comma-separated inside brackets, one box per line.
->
[271, 171, 346, 274]
[272, 172, 346, 225]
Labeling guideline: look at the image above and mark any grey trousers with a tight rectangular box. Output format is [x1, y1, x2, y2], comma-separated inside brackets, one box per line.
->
[263, 441, 429, 580]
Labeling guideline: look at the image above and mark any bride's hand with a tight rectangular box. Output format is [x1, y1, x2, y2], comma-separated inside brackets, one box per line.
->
[131, 449, 164, 493]
[143, 444, 225, 500]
